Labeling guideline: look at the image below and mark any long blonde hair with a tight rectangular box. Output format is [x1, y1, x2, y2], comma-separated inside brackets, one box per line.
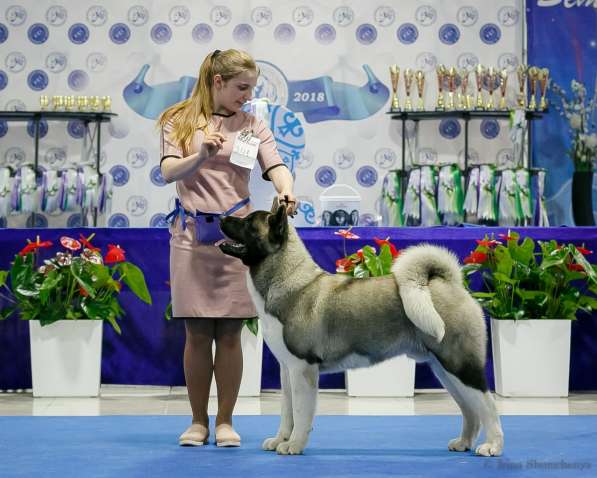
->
[157, 49, 258, 155]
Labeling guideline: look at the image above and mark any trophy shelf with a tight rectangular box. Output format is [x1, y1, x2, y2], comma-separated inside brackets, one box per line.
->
[385, 109, 545, 121]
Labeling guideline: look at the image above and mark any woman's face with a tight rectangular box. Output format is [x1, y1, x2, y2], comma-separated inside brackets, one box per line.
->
[213, 69, 258, 113]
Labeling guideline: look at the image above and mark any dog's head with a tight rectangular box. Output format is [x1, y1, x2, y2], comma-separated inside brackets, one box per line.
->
[219, 205, 288, 266]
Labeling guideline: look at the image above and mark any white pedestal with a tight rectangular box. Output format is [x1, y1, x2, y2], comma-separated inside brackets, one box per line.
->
[346, 355, 416, 397]
[29, 320, 103, 397]
[491, 318, 571, 397]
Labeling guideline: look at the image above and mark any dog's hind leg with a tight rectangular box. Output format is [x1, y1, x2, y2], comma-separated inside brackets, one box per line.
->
[262, 364, 294, 451]
[275, 364, 319, 455]
[429, 356, 504, 456]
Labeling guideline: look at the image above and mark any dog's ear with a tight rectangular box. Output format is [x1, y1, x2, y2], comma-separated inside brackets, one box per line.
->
[268, 204, 288, 242]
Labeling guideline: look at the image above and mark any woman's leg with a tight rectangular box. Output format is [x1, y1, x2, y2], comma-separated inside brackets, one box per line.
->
[184, 319, 216, 426]
[213, 318, 244, 427]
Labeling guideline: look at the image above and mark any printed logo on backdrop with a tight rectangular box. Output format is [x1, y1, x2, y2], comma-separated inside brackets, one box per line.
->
[5, 147, 26, 166]
[374, 6, 396, 27]
[0, 23, 8, 44]
[416, 52, 438, 72]
[5, 99, 26, 111]
[458, 148, 480, 166]
[150, 165, 167, 186]
[415, 6, 438, 26]
[87, 6, 108, 27]
[315, 24, 336, 45]
[360, 213, 378, 226]
[28, 70, 48, 91]
[356, 24, 377, 44]
[108, 118, 129, 139]
[192, 24, 213, 43]
[211, 6, 232, 26]
[67, 214, 83, 228]
[68, 70, 89, 91]
[418, 148, 438, 165]
[5, 6, 26, 26]
[439, 119, 461, 139]
[480, 23, 501, 44]
[26, 215, 48, 228]
[46, 52, 67, 73]
[233, 24, 255, 44]
[69, 23, 90, 45]
[497, 148, 516, 168]
[480, 119, 500, 139]
[296, 149, 313, 169]
[297, 197, 316, 224]
[6, 52, 26, 73]
[315, 166, 336, 187]
[255, 61, 289, 105]
[333, 148, 355, 169]
[28, 24, 49, 45]
[27, 119, 48, 138]
[46, 6, 67, 26]
[126, 147, 149, 168]
[45, 147, 67, 168]
[397, 23, 418, 44]
[128, 6, 149, 27]
[457, 7, 479, 27]
[252, 7, 272, 27]
[0, 120, 8, 138]
[0, 70, 8, 91]
[169, 6, 190, 26]
[108, 213, 130, 228]
[356, 166, 378, 187]
[498, 7, 520, 26]
[110, 23, 131, 44]
[375, 148, 397, 169]
[457, 52, 479, 70]
[110, 165, 130, 187]
[91, 150, 107, 167]
[274, 23, 295, 44]
[293, 6, 314, 27]
[150, 213, 169, 228]
[333, 6, 354, 27]
[67, 120, 86, 139]
[439, 24, 460, 45]
[151, 23, 172, 44]
[126, 196, 148, 216]
[498, 53, 519, 72]
[87, 52, 107, 72]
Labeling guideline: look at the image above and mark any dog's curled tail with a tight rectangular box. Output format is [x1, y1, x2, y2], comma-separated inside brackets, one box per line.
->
[391, 244, 463, 343]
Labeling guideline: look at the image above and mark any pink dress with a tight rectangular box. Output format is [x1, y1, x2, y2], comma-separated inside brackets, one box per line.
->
[160, 111, 285, 318]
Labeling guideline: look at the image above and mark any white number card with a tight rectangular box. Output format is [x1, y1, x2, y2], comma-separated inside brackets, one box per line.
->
[230, 129, 260, 169]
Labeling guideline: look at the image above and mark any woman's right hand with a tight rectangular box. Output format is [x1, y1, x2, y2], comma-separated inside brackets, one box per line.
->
[200, 130, 226, 158]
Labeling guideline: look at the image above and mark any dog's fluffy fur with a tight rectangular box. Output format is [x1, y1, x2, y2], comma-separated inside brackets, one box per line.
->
[219, 207, 504, 456]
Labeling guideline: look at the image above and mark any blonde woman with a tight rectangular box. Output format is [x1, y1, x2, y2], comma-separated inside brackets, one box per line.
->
[158, 49, 296, 447]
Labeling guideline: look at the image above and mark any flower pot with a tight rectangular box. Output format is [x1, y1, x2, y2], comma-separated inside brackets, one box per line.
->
[571, 170, 595, 226]
[209, 325, 263, 397]
[29, 320, 103, 397]
[491, 318, 571, 397]
[346, 355, 416, 397]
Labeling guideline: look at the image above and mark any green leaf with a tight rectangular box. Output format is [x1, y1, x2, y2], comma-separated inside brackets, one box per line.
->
[379, 244, 393, 276]
[165, 301, 172, 321]
[362, 247, 383, 277]
[0, 270, 8, 287]
[1, 306, 16, 320]
[494, 246, 513, 277]
[116, 262, 152, 305]
[70, 261, 96, 298]
[570, 246, 597, 285]
[492, 272, 517, 285]
[353, 263, 370, 278]
[244, 317, 259, 336]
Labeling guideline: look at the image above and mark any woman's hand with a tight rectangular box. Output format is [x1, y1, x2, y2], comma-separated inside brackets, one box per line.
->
[277, 192, 298, 217]
[200, 119, 226, 158]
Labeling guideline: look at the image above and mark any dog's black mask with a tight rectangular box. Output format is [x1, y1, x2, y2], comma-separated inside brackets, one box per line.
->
[219, 205, 288, 266]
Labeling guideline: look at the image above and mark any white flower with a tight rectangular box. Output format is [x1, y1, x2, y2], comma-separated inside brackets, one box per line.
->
[586, 133, 597, 149]
[569, 113, 582, 130]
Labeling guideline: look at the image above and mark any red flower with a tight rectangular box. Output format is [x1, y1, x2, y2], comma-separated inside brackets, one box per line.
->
[60, 236, 81, 251]
[576, 246, 593, 255]
[498, 233, 515, 241]
[18, 237, 53, 256]
[79, 286, 89, 297]
[79, 233, 100, 252]
[464, 251, 488, 264]
[334, 229, 360, 239]
[104, 244, 126, 264]
[568, 263, 585, 272]
[476, 239, 502, 248]
[335, 257, 354, 273]
[374, 237, 400, 258]
[356, 249, 365, 261]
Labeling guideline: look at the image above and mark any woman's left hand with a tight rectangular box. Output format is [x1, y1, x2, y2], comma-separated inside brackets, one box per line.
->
[277, 192, 298, 217]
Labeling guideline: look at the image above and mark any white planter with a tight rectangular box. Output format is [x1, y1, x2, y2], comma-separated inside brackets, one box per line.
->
[29, 320, 103, 397]
[210, 325, 263, 397]
[491, 318, 571, 397]
[346, 355, 416, 397]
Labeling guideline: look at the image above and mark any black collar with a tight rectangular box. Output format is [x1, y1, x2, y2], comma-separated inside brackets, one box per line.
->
[213, 111, 236, 118]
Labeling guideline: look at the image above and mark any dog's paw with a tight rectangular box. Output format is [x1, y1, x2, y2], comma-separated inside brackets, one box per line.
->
[475, 441, 503, 457]
[262, 436, 287, 451]
[276, 440, 305, 455]
[448, 437, 471, 452]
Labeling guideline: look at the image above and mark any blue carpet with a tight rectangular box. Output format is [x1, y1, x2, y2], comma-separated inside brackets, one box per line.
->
[0, 416, 594, 478]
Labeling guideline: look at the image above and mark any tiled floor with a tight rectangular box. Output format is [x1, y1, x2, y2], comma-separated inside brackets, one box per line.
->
[1, 386, 596, 416]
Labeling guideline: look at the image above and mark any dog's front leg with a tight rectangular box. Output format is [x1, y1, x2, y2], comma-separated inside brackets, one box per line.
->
[262, 364, 293, 451]
[276, 364, 319, 455]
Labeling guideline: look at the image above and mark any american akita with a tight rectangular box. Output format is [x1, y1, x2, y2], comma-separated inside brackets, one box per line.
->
[219, 206, 504, 456]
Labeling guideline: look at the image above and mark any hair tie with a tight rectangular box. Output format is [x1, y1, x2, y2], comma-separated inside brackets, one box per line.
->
[213, 49, 221, 57]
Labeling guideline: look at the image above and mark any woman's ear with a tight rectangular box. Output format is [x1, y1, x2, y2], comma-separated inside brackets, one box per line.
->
[213, 74, 223, 89]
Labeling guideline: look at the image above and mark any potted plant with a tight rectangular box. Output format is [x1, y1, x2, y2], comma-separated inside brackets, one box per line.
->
[0, 234, 152, 397]
[335, 229, 416, 397]
[462, 231, 597, 397]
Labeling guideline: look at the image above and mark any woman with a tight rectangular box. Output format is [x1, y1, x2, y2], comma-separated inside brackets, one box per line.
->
[158, 49, 296, 447]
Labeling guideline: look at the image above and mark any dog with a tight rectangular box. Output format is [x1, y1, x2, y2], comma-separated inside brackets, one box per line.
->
[219, 205, 504, 456]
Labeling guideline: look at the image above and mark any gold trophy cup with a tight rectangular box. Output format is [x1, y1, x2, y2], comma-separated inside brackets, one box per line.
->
[77, 96, 89, 111]
[102, 95, 112, 112]
[39, 95, 49, 111]
[486, 67, 497, 110]
[458, 69, 470, 110]
[474, 64, 485, 110]
[528, 66, 540, 110]
[447, 67, 457, 110]
[538, 67, 550, 110]
[435, 65, 446, 111]
[498, 69, 509, 110]
[516, 65, 528, 109]
[404, 68, 414, 112]
[389, 65, 400, 111]
[415, 70, 425, 111]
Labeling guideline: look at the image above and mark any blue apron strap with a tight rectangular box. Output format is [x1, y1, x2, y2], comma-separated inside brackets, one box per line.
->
[165, 198, 191, 230]
[222, 197, 250, 217]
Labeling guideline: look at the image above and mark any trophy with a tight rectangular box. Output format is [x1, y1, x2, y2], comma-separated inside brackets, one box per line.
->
[415, 70, 425, 111]
[389, 65, 400, 111]
[474, 64, 485, 110]
[538, 67, 550, 110]
[39, 95, 49, 111]
[516, 65, 528, 109]
[447, 67, 457, 110]
[528, 66, 540, 110]
[435, 64, 446, 111]
[65, 95, 75, 111]
[404, 68, 414, 111]
[102, 95, 112, 112]
[77, 95, 89, 111]
[457, 69, 469, 110]
[498, 69, 509, 110]
[486, 67, 497, 110]
[90, 95, 101, 112]
[52, 95, 64, 111]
